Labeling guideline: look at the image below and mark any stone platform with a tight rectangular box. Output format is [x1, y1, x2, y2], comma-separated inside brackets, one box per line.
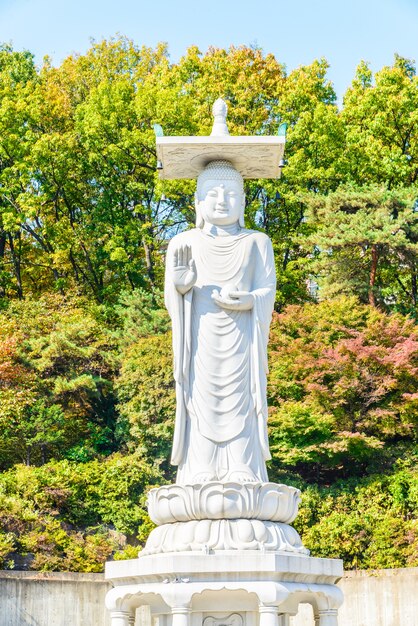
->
[105, 482, 343, 625]
[105, 551, 343, 626]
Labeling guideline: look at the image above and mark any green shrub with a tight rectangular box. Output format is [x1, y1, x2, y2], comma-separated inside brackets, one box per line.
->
[0, 454, 162, 571]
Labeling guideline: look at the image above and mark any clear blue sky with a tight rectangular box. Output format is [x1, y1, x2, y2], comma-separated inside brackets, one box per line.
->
[1, 0, 417, 101]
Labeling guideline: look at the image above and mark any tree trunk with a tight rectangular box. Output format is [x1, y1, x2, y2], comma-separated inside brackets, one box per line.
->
[411, 263, 417, 309]
[8, 233, 23, 299]
[0, 231, 6, 258]
[143, 240, 155, 286]
[0, 231, 6, 297]
[369, 244, 378, 307]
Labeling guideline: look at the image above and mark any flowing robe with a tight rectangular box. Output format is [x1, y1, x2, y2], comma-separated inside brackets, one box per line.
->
[165, 227, 276, 484]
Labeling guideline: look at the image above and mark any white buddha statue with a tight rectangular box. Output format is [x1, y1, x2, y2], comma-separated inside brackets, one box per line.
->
[164, 160, 276, 485]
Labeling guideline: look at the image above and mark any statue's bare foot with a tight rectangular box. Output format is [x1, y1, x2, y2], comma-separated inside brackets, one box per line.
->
[193, 471, 216, 483]
[227, 470, 258, 483]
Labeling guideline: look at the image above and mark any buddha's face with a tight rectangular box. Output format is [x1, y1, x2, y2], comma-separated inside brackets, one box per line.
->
[197, 178, 244, 227]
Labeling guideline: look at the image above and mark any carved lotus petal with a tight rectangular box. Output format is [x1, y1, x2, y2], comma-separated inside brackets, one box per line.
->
[195, 518, 212, 544]
[141, 518, 309, 556]
[204, 491, 225, 519]
[252, 519, 268, 542]
[222, 486, 244, 518]
[147, 482, 301, 525]
[236, 519, 254, 543]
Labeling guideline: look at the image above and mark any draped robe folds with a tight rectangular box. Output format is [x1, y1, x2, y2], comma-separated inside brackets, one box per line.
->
[165, 227, 276, 484]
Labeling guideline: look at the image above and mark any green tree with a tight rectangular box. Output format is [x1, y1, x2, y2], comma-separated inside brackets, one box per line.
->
[0, 45, 38, 298]
[0, 293, 119, 468]
[303, 186, 418, 310]
[342, 56, 418, 188]
[116, 332, 175, 479]
[0, 40, 346, 306]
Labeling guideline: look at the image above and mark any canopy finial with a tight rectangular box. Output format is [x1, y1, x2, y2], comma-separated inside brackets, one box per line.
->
[211, 98, 229, 137]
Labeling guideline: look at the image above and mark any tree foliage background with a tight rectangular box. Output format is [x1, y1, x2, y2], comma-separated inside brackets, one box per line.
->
[0, 38, 417, 571]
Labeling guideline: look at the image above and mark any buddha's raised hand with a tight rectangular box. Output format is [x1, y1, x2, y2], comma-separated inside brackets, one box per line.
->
[172, 244, 197, 295]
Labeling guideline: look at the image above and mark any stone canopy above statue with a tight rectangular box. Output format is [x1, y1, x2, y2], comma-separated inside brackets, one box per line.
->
[155, 98, 286, 180]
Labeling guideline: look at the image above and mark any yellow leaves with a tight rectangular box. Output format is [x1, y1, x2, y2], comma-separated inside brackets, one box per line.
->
[104, 232, 131, 264]
[51, 248, 71, 267]
[0, 531, 15, 568]
[109, 247, 129, 263]
[1, 211, 20, 233]
[170, 45, 285, 136]
[53, 374, 98, 397]
[38, 68, 75, 128]
[0, 389, 35, 420]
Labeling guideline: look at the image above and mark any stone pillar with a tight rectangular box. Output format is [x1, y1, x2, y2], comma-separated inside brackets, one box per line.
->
[110, 610, 134, 626]
[259, 605, 279, 626]
[171, 607, 191, 626]
[318, 609, 338, 626]
[314, 612, 320, 626]
[278, 614, 290, 626]
[128, 612, 136, 626]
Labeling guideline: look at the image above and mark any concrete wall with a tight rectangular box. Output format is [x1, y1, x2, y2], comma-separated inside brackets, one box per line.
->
[0, 570, 111, 626]
[0, 567, 417, 626]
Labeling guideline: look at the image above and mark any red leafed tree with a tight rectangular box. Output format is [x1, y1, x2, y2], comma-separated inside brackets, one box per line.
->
[267, 296, 418, 482]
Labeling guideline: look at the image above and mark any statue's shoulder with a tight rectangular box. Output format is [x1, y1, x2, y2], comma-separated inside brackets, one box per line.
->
[167, 229, 199, 248]
[243, 229, 272, 247]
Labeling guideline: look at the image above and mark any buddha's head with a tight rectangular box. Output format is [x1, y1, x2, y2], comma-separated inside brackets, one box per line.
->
[195, 160, 245, 228]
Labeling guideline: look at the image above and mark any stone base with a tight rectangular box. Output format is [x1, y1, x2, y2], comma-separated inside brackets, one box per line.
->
[142, 519, 308, 555]
[105, 551, 343, 626]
